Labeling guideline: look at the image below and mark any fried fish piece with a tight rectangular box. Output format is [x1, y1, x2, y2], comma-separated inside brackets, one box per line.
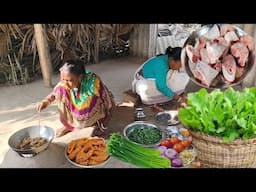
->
[90, 150, 109, 162]
[19, 137, 47, 149]
[67, 141, 77, 154]
[68, 146, 82, 160]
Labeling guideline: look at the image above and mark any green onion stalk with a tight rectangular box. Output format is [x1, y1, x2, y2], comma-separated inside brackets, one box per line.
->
[107, 133, 170, 168]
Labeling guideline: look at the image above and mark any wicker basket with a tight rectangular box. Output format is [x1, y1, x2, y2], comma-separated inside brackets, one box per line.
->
[190, 130, 256, 168]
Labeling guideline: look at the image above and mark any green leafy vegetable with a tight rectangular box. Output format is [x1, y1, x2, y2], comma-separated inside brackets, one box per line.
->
[128, 126, 162, 145]
[178, 87, 256, 142]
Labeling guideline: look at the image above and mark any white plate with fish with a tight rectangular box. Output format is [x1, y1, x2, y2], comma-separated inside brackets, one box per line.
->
[182, 24, 255, 89]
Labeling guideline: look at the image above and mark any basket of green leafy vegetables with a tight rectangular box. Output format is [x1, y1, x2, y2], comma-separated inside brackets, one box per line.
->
[178, 87, 256, 168]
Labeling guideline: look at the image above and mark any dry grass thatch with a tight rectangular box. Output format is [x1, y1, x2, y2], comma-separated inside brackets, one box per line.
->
[0, 24, 135, 85]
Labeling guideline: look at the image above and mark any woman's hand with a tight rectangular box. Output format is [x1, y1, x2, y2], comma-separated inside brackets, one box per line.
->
[36, 100, 49, 112]
[170, 61, 182, 70]
[173, 94, 180, 101]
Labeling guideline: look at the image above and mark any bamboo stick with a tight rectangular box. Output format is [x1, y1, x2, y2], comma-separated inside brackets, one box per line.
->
[13, 52, 24, 83]
[7, 54, 18, 85]
[95, 24, 100, 64]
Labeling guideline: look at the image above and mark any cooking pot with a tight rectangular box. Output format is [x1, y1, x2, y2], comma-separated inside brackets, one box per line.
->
[8, 125, 55, 157]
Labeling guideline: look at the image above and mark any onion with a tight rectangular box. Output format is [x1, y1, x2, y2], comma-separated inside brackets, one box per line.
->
[157, 146, 167, 155]
[164, 148, 177, 160]
[171, 158, 183, 167]
[190, 161, 201, 168]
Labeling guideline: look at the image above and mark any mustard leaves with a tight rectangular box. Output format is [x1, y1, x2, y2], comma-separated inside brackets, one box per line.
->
[178, 87, 256, 142]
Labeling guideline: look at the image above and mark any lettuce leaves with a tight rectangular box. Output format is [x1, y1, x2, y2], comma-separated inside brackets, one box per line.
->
[178, 87, 256, 142]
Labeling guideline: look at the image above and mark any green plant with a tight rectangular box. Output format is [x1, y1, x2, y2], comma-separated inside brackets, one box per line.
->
[178, 87, 256, 142]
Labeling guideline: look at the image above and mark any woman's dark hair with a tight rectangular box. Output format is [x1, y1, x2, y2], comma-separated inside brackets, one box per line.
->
[165, 46, 182, 61]
[59, 59, 85, 75]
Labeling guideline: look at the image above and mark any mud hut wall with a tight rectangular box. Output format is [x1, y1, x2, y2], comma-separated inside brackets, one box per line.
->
[130, 24, 158, 59]
[238, 24, 256, 87]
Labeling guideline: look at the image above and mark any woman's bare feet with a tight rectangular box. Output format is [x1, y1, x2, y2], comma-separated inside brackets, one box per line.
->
[55, 127, 71, 138]
[152, 104, 165, 112]
[92, 128, 105, 137]
[92, 122, 107, 137]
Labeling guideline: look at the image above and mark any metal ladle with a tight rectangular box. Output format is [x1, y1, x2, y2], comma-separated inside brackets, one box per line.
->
[38, 111, 41, 134]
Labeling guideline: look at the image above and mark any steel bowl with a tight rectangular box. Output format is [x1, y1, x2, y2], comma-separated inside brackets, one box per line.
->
[8, 125, 55, 158]
[155, 110, 179, 126]
[64, 137, 110, 168]
[65, 145, 110, 168]
[181, 24, 255, 89]
[123, 121, 165, 148]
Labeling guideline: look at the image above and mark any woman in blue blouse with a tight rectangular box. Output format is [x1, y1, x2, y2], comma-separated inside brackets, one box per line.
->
[133, 46, 187, 106]
[142, 47, 182, 98]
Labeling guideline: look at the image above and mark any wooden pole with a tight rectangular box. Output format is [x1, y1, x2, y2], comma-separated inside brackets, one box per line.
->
[34, 24, 53, 88]
[148, 24, 158, 58]
[241, 24, 256, 87]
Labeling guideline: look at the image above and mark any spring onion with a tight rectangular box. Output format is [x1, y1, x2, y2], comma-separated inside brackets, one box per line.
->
[107, 133, 170, 168]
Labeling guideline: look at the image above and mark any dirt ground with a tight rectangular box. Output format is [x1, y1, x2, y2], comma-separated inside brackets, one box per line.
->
[0, 55, 216, 168]
[0, 56, 145, 167]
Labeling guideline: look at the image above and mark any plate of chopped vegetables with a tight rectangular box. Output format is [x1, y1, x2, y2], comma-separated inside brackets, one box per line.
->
[123, 121, 165, 148]
[178, 147, 197, 167]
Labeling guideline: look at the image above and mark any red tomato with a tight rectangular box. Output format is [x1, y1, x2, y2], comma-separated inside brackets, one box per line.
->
[173, 143, 184, 153]
[160, 139, 172, 148]
[169, 137, 180, 146]
[181, 140, 190, 148]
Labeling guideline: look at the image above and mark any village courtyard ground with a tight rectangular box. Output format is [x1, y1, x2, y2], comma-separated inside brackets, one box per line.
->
[0, 55, 235, 168]
[0, 56, 148, 167]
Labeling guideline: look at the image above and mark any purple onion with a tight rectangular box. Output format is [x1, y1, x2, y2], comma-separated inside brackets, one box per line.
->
[164, 148, 177, 160]
[171, 158, 183, 167]
[157, 145, 167, 155]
